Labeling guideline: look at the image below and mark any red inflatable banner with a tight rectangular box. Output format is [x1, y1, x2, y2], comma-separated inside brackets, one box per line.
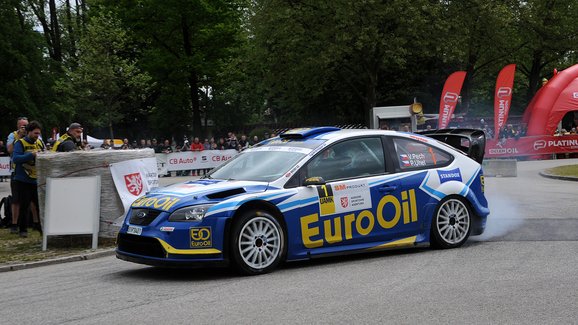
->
[494, 64, 516, 139]
[485, 135, 578, 158]
[438, 71, 467, 129]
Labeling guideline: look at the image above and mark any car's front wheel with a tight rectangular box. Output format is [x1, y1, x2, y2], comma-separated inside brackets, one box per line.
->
[431, 196, 471, 248]
[231, 210, 285, 275]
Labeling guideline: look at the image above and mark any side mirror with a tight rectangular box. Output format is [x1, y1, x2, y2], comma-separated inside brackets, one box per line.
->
[303, 176, 326, 186]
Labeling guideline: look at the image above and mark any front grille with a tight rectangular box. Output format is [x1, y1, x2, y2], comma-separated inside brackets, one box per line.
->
[129, 209, 162, 226]
[117, 233, 165, 258]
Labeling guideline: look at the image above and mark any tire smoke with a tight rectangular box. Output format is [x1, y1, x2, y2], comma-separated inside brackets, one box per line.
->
[471, 192, 524, 241]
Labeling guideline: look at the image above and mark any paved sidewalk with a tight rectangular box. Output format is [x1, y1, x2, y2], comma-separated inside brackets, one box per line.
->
[0, 248, 115, 272]
[0, 175, 199, 272]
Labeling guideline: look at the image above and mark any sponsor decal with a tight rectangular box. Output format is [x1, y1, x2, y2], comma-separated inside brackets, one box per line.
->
[124, 173, 144, 196]
[190, 227, 212, 248]
[409, 135, 428, 143]
[301, 190, 418, 248]
[534, 140, 546, 150]
[131, 196, 180, 211]
[341, 197, 349, 208]
[317, 185, 335, 216]
[489, 147, 519, 154]
[160, 226, 175, 232]
[443, 92, 459, 103]
[437, 168, 462, 183]
[534, 139, 578, 150]
[497, 99, 510, 127]
[329, 180, 372, 214]
[497, 87, 512, 98]
[573, 92, 578, 99]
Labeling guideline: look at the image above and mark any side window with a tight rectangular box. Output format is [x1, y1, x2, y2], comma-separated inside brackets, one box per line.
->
[306, 137, 385, 182]
[392, 137, 452, 170]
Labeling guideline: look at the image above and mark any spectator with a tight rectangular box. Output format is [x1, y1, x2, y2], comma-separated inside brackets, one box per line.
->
[203, 138, 211, 150]
[226, 132, 239, 150]
[100, 139, 112, 149]
[190, 137, 204, 151]
[138, 139, 147, 149]
[146, 139, 152, 148]
[190, 137, 204, 176]
[52, 123, 84, 152]
[82, 140, 93, 150]
[151, 138, 162, 153]
[161, 139, 173, 153]
[0, 140, 6, 156]
[12, 121, 45, 237]
[120, 138, 131, 150]
[217, 138, 226, 150]
[238, 135, 249, 150]
[250, 135, 259, 146]
[6, 117, 36, 233]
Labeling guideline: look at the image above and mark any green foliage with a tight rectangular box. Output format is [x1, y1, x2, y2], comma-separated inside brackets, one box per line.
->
[2, 0, 578, 138]
[0, 0, 54, 136]
[57, 11, 152, 139]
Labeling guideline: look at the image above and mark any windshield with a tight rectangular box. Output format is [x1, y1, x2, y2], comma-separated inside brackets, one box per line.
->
[208, 149, 306, 182]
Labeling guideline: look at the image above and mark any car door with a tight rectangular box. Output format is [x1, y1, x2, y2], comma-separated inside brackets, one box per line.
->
[298, 136, 411, 254]
[385, 135, 454, 237]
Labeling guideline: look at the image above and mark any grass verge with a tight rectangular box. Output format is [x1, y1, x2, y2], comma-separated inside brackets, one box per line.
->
[0, 228, 115, 266]
[544, 164, 578, 177]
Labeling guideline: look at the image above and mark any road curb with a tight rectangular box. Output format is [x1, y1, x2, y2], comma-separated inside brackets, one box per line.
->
[539, 171, 578, 182]
[0, 248, 116, 272]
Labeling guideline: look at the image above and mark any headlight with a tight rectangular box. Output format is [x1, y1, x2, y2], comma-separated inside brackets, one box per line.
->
[168, 204, 214, 222]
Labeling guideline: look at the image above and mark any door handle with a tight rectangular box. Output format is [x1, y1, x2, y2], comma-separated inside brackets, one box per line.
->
[378, 185, 397, 193]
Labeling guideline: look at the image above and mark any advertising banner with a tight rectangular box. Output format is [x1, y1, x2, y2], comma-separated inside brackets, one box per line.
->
[485, 135, 578, 158]
[110, 157, 159, 213]
[0, 157, 10, 176]
[494, 64, 516, 139]
[438, 71, 467, 129]
[161, 150, 237, 171]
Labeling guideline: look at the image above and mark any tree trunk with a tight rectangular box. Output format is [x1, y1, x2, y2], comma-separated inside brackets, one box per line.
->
[65, 0, 77, 66]
[527, 50, 543, 102]
[49, 0, 62, 62]
[181, 14, 202, 137]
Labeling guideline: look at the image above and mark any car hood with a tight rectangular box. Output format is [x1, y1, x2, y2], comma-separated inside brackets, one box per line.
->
[130, 179, 270, 212]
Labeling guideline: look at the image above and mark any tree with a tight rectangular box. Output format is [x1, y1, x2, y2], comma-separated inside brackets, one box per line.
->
[0, 0, 54, 136]
[515, 0, 578, 101]
[60, 12, 152, 140]
[99, 0, 244, 137]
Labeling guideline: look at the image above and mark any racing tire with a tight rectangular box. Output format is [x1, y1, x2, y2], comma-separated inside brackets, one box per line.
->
[230, 210, 286, 275]
[430, 196, 472, 249]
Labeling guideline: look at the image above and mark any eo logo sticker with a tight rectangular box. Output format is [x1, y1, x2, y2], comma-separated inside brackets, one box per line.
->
[191, 227, 212, 248]
[438, 168, 462, 183]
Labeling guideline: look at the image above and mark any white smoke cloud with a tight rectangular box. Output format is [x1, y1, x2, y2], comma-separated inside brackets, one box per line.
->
[471, 192, 524, 241]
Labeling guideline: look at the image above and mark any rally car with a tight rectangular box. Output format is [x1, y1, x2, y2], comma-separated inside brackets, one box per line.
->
[116, 127, 489, 275]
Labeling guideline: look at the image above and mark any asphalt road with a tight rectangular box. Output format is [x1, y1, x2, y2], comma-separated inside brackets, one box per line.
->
[1, 159, 577, 324]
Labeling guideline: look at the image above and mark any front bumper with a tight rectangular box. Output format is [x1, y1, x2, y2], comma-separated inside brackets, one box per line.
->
[116, 233, 228, 267]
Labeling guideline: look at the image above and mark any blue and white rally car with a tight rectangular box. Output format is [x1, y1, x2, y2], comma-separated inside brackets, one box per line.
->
[116, 127, 489, 275]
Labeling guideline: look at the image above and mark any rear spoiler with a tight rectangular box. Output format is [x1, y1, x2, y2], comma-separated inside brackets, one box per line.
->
[418, 128, 486, 164]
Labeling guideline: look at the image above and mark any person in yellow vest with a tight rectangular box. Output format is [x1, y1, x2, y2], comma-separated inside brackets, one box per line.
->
[12, 121, 45, 237]
[51, 122, 83, 152]
[6, 117, 29, 233]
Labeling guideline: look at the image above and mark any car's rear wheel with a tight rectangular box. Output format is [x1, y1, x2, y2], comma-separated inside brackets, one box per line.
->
[231, 210, 285, 275]
[431, 196, 471, 248]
